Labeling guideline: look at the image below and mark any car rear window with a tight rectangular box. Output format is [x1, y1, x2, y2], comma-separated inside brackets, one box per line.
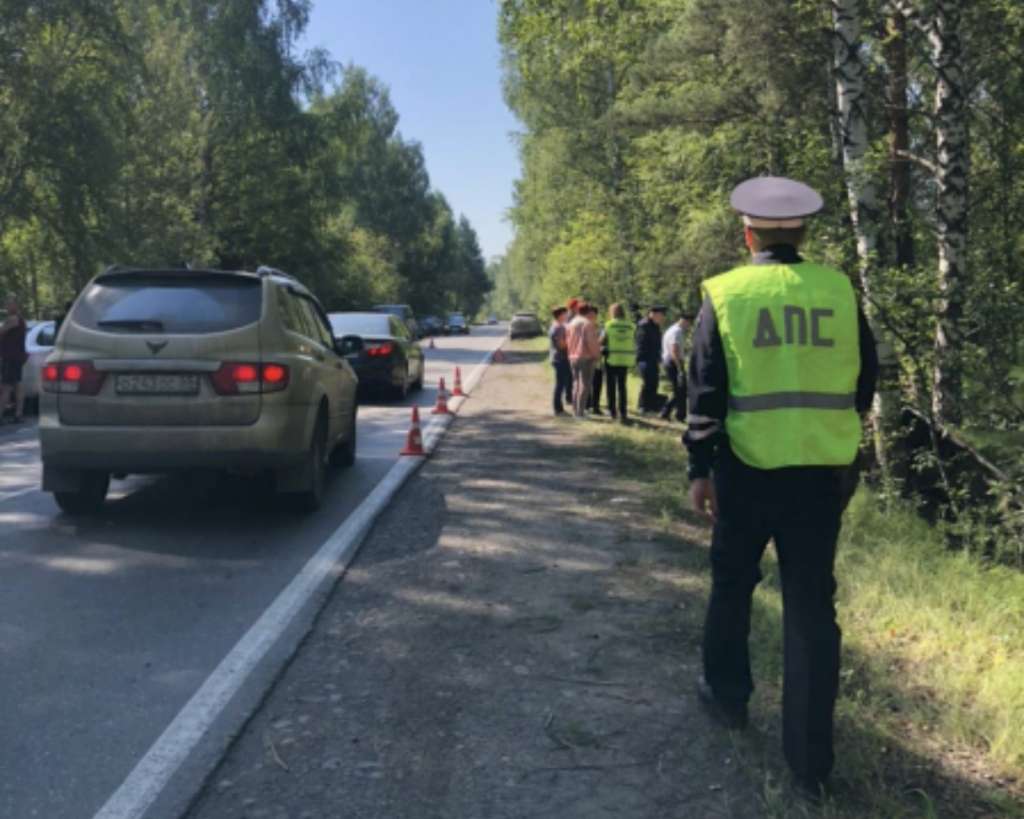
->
[73, 273, 262, 334]
[329, 313, 392, 337]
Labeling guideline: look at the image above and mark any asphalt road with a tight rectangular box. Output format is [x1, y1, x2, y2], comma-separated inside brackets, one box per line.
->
[0, 325, 505, 819]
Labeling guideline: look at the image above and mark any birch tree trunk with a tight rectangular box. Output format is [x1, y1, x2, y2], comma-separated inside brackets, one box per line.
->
[886, 10, 915, 269]
[929, 0, 968, 427]
[833, 0, 899, 473]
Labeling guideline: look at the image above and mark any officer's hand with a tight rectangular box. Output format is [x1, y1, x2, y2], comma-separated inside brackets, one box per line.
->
[689, 478, 718, 522]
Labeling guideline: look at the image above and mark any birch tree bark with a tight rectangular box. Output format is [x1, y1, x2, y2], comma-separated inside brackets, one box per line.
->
[833, 0, 899, 472]
[929, 0, 969, 426]
[885, 10, 915, 269]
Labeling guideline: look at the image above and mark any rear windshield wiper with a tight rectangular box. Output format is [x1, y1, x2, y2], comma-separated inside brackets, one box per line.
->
[97, 319, 166, 332]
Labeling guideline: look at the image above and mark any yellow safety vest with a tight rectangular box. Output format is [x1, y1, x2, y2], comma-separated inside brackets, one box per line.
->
[604, 318, 635, 368]
[702, 261, 862, 469]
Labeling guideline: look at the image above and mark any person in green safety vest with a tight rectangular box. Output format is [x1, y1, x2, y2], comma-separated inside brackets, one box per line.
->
[683, 176, 879, 801]
[602, 303, 635, 423]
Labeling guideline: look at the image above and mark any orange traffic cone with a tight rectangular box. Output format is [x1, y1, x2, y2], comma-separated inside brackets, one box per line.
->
[431, 378, 451, 415]
[400, 406, 425, 456]
[452, 366, 465, 397]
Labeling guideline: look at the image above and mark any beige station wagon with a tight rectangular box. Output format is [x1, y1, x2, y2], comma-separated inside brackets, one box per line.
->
[39, 266, 361, 514]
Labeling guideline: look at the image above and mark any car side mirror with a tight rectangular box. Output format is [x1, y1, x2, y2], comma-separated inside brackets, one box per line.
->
[335, 335, 364, 357]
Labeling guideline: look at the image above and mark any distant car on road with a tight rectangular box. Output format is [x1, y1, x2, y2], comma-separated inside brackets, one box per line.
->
[40, 266, 360, 514]
[420, 315, 444, 336]
[329, 311, 425, 400]
[487, 314, 498, 325]
[445, 312, 470, 336]
[508, 311, 543, 339]
[372, 303, 419, 339]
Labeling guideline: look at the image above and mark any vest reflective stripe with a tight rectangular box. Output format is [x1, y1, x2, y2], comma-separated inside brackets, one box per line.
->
[604, 319, 635, 368]
[728, 391, 856, 412]
[703, 261, 862, 469]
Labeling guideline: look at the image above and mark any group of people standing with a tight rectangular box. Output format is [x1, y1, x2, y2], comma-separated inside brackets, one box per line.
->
[548, 298, 693, 423]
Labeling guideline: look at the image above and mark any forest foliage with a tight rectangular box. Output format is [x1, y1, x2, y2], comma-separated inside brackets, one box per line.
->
[0, 0, 492, 318]
[495, 0, 1024, 558]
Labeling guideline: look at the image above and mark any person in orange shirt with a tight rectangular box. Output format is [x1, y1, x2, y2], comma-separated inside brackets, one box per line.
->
[566, 302, 601, 417]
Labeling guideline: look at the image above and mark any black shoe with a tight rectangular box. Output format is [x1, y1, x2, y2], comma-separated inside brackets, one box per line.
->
[695, 677, 748, 730]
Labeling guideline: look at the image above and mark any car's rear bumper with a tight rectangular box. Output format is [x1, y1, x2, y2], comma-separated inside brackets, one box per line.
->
[39, 400, 310, 474]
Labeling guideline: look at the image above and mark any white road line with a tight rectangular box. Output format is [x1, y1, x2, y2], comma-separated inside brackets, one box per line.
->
[91, 340, 501, 819]
[0, 486, 38, 505]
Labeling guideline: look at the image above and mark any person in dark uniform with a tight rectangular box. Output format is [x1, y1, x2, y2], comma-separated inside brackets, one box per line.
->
[684, 177, 879, 799]
[0, 295, 29, 423]
[590, 309, 606, 415]
[635, 305, 665, 414]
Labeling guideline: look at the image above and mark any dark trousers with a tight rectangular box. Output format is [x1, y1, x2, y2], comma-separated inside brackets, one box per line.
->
[552, 360, 572, 413]
[703, 448, 844, 785]
[605, 366, 628, 418]
[637, 360, 660, 412]
[590, 366, 604, 412]
[661, 361, 686, 421]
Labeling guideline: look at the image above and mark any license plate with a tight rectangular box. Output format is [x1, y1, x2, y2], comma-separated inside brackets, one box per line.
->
[115, 373, 200, 395]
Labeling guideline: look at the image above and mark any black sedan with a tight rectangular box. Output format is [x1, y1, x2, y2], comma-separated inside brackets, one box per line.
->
[445, 313, 470, 335]
[328, 312, 425, 400]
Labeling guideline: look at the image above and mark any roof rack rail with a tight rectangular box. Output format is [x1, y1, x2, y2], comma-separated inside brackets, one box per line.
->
[102, 263, 132, 274]
[257, 265, 297, 281]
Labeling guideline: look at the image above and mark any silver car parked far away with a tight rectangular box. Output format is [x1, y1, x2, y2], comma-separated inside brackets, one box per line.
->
[508, 311, 543, 339]
[40, 266, 362, 514]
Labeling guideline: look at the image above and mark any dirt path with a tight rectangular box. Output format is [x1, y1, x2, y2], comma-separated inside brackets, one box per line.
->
[185, 345, 764, 819]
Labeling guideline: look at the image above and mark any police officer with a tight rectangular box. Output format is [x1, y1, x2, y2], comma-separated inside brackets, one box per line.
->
[684, 177, 878, 799]
[635, 304, 665, 414]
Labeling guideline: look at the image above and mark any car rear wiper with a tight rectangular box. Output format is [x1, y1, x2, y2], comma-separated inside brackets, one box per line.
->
[97, 319, 165, 332]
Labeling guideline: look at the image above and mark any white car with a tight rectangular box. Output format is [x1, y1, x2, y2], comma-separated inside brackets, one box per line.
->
[508, 312, 543, 339]
[23, 321, 57, 411]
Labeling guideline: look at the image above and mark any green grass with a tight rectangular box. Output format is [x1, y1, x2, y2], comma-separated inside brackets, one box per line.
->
[579, 418, 1024, 818]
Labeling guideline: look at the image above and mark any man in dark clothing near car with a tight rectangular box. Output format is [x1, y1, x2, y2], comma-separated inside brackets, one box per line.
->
[548, 306, 572, 415]
[0, 296, 28, 423]
[635, 305, 665, 414]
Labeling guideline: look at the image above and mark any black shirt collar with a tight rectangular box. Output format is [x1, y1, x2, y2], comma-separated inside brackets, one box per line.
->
[752, 244, 803, 265]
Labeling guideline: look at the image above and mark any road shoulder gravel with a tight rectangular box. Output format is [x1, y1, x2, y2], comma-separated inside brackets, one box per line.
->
[185, 343, 764, 819]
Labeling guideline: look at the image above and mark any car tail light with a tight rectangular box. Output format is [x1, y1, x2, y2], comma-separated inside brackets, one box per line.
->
[366, 342, 395, 358]
[42, 361, 106, 395]
[262, 364, 288, 386]
[211, 362, 290, 395]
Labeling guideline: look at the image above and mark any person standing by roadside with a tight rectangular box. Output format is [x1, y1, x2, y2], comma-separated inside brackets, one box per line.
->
[566, 303, 601, 418]
[603, 303, 634, 424]
[548, 307, 572, 415]
[684, 177, 878, 800]
[0, 296, 29, 423]
[635, 305, 665, 414]
[566, 297, 581, 322]
[660, 313, 692, 422]
[590, 307, 605, 415]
